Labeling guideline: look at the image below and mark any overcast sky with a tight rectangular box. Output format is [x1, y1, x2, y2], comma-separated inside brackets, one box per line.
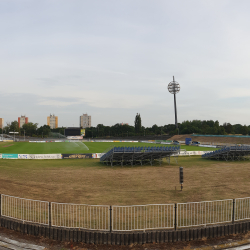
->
[1, 0, 250, 128]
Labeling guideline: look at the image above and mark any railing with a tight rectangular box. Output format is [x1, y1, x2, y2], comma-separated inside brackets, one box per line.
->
[1, 194, 49, 225]
[51, 202, 110, 231]
[177, 199, 233, 228]
[235, 197, 250, 221]
[112, 204, 174, 231]
[1, 194, 250, 232]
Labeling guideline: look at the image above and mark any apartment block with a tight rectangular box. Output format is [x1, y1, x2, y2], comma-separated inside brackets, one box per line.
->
[47, 114, 58, 129]
[18, 116, 28, 128]
[0, 118, 4, 129]
[80, 113, 91, 128]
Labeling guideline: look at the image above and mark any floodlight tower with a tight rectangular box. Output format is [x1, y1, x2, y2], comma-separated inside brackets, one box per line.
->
[168, 76, 180, 129]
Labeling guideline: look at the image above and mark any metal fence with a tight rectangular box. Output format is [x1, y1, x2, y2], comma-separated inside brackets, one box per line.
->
[51, 202, 110, 231]
[235, 197, 250, 221]
[1, 194, 250, 232]
[177, 199, 233, 228]
[112, 204, 174, 231]
[1, 194, 49, 225]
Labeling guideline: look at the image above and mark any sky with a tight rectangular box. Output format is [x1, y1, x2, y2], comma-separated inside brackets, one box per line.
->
[1, 0, 250, 128]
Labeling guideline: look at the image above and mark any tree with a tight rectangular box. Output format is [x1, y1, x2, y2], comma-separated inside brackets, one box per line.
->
[242, 125, 248, 135]
[9, 121, 19, 133]
[223, 123, 234, 134]
[37, 125, 51, 137]
[21, 122, 38, 137]
[134, 113, 142, 134]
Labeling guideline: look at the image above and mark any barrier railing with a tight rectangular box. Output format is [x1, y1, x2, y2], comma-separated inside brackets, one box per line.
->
[1, 195, 250, 232]
[1, 194, 49, 225]
[177, 199, 233, 228]
[51, 202, 110, 231]
[112, 204, 174, 231]
[235, 197, 250, 221]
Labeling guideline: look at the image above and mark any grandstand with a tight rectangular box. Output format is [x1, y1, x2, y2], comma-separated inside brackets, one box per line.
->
[100, 146, 180, 166]
[202, 145, 250, 161]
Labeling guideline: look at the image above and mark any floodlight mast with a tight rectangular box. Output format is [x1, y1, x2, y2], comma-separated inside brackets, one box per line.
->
[168, 76, 180, 129]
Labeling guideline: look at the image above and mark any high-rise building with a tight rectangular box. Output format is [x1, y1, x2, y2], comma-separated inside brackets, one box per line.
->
[80, 113, 91, 128]
[18, 116, 28, 128]
[0, 118, 4, 129]
[47, 114, 58, 129]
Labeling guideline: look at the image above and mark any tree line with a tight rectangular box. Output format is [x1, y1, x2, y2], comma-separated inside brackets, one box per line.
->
[1, 116, 250, 138]
[0, 121, 64, 137]
[85, 119, 250, 138]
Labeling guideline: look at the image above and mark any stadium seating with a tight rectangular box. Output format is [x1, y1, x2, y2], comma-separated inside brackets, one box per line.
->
[202, 146, 250, 161]
[100, 146, 180, 166]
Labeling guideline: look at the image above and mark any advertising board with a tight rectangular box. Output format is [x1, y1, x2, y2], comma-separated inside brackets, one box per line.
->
[62, 154, 92, 159]
[29, 154, 62, 159]
[2, 154, 18, 159]
[92, 153, 105, 159]
[67, 136, 83, 140]
[0, 154, 2, 159]
[29, 141, 46, 143]
[18, 154, 30, 159]
[81, 129, 85, 136]
[173, 151, 213, 156]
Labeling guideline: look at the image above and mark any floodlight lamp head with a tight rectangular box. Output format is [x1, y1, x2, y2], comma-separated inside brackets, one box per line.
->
[168, 77, 180, 94]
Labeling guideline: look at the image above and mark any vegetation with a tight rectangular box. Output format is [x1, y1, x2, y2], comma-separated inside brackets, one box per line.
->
[2, 118, 250, 138]
[84, 120, 250, 138]
[134, 113, 142, 134]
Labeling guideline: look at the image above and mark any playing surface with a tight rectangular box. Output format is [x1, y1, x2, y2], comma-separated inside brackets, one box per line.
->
[0, 142, 214, 154]
[0, 157, 248, 206]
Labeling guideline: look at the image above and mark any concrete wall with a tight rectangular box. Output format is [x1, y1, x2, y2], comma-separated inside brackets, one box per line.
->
[1, 216, 250, 245]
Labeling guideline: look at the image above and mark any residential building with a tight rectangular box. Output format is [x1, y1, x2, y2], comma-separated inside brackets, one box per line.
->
[80, 113, 91, 128]
[47, 114, 58, 129]
[18, 116, 28, 128]
[0, 118, 4, 129]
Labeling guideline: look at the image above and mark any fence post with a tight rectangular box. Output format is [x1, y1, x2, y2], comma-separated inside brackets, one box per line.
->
[232, 199, 235, 224]
[110, 206, 112, 232]
[49, 202, 51, 228]
[174, 203, 177, 230]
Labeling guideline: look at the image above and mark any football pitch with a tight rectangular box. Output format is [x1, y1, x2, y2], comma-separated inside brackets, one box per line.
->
[0, 141, 215, 154]
[0, 141, 247, 206]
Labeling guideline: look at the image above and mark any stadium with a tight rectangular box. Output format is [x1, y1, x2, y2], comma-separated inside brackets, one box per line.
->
[0, 133, 250, 246]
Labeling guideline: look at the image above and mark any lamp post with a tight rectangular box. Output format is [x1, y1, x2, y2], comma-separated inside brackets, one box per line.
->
[9, 131, 19, 142]
[24, 130, 25, 141]
[168, 76, 180, 129]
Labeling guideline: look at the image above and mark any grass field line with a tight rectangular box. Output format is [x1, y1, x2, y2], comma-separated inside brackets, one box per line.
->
[81, 141, 89, 151]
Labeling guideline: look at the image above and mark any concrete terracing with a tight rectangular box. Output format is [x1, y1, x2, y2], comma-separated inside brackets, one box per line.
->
[169, 134, 250, 145]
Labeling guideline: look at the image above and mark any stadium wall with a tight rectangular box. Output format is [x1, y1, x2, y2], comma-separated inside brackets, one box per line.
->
[0, 216, 249, 245]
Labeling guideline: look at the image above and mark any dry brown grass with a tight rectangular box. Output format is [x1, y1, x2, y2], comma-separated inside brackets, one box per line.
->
[0, 157, 249, 205]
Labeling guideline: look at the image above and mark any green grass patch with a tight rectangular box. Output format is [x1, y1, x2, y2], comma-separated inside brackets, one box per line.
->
[0, 141, 215, 154]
